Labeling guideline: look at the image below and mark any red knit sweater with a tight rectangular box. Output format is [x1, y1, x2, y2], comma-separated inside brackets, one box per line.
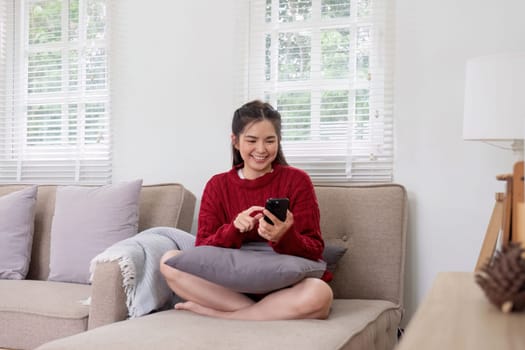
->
[196, 164, 325, 262]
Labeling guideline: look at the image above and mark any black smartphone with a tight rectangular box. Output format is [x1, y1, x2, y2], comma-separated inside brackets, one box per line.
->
[264, 198, 289, 225]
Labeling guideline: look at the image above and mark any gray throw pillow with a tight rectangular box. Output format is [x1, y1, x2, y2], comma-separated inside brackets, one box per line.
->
[322, 243, 348, 273]
[164, 242, 327, 294]
[48, 180, 143, 284]
[0, 186, 38, 280]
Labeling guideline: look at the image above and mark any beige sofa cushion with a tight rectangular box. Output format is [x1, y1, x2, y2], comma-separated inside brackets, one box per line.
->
[0, 280, 90, 350]
[316, 185, 407, 304]
[36, 299, 401, 350]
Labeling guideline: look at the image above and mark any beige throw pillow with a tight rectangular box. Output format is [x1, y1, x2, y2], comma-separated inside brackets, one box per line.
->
[48, 180, 143, 284]
[0, 186, 38, 280]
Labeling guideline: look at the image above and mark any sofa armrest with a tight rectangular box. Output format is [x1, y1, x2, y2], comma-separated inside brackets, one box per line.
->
[87, 261, 128, 329]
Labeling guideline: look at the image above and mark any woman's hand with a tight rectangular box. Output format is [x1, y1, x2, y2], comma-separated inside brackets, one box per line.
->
[233, 206, 264, 233]
[257, 209, 294, 243]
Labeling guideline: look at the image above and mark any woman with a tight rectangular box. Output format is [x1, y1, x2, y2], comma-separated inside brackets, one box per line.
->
[160, 100, 333, 320]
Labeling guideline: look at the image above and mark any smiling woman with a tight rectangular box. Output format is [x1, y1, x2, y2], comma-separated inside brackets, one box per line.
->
[160, 100, 333, 321]
[230, 101, 288, 174]
[232, 115, 279, 179]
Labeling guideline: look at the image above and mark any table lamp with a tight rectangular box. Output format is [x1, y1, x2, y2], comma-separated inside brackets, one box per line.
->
[463, 52, 525, 270]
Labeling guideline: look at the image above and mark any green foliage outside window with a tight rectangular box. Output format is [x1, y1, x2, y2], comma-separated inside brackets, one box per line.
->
[29, 0, 62, 44]
[279, 0, 312, 23]
[320, 90, 349, 140]
[322, 0, 350, 18]
[277, 92, 311, 141]
[321, 28, 350, 79]
[278, 32, 311, 81]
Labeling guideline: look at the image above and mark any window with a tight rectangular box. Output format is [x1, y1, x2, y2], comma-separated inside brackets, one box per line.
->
[244, 0, 394, 182]
[0, 0, 111, 184]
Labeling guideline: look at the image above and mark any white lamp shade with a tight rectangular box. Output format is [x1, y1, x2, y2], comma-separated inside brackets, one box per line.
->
[463, 53, 525, 141]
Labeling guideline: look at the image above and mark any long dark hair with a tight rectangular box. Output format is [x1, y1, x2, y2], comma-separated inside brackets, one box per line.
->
[231, 100, 288, 167]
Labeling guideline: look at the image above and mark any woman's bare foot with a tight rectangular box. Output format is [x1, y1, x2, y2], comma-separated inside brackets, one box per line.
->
[175, 301, 225, 318]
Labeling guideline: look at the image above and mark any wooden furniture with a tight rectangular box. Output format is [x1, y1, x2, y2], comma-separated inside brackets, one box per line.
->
[513, 161, 524, 244]
[396, 272, 525, 350]
[475, 161, 525, 270]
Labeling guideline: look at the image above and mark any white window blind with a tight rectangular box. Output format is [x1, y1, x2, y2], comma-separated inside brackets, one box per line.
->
[243, 0, 394, 183]
[0, 0, 111, 185]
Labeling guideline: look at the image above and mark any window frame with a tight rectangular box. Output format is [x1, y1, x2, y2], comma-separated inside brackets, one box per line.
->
[0, 0, 112, 185]
[244, 0, 393, 183]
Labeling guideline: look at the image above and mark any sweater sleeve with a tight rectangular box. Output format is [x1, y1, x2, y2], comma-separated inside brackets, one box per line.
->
[270, 171, 324, 260]
[195, 177, 244, 248]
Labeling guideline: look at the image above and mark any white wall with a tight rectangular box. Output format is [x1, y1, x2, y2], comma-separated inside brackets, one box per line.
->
[111, 0, 525, 325]
[395, 0, 525, 324]
[111, 1, 237, 197]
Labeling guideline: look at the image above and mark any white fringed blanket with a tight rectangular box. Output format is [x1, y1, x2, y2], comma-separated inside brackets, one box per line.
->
[89, 227, 195, 318]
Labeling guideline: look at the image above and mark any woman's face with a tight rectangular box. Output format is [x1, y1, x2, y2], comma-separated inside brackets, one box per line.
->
[233, 119, 279, 179]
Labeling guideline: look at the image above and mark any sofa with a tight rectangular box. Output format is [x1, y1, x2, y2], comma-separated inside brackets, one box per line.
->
[35, 184, 408, 350]
[0, 183, 196, 350]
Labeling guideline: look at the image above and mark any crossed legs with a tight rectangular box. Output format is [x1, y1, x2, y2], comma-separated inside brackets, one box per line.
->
[159, 250, 333, 321]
